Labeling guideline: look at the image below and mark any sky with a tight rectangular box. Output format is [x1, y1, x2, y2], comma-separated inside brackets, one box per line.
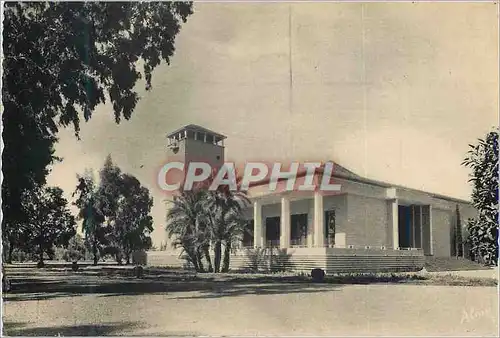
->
[47, 2, 499, 247]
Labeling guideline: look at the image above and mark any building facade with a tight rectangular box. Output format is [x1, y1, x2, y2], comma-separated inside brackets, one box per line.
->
[149, 125, 476, 273]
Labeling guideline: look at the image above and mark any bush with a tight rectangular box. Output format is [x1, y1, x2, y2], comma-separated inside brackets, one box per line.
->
[132, 250, 147, 265]
[58, 235, 87, 262]
[463, 131, 499, 266]
[466, 217, 498, 266]
[270, 248, 293, 272]
[11, 249, 31, 263]
[245, 247, 268, 272]
[133, 265, 144, 278]
[311, 268, 325, 282]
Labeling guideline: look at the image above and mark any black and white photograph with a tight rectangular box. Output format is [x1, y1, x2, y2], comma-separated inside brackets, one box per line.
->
[1, 1, 499, 336]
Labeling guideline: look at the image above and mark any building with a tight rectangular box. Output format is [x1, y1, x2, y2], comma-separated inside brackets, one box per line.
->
[149, 124, 476, 273]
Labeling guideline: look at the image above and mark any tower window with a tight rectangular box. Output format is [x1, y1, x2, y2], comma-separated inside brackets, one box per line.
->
[206, 134, 214, 144]
[216, 155, 220, 160]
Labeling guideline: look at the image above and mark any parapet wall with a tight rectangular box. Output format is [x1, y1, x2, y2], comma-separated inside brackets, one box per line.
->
[145, 247, 424, 274]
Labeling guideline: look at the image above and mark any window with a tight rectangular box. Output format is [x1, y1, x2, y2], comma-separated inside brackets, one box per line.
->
[290, 214, 308, 246]
[265, 217, 280, 246]
[206, 134, 214, 144]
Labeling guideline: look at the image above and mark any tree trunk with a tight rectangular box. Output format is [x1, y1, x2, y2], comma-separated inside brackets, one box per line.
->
[214, 241, 222, 273]
[187, 250, 199, 272]
[124, 244, 130, 265]
[92, 239, 98, 266]
[203, 245, 213, 272]
[38, 244, 44, 267]
[222, 241, 231, 272]
[7, 242, 14, 264]
[196, 249, 205, 273]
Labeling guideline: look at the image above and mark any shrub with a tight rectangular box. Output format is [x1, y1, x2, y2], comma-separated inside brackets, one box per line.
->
[270, 248, 293, 273]
[463, 130, 499, 266]
[11, 249, 31, 262]
[133, 265, 144, 278]
[245, 247, 268, 272]
[311, 268, 325, 282]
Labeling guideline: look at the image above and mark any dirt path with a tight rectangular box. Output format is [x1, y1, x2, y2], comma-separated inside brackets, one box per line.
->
[3, 268, 498, 336]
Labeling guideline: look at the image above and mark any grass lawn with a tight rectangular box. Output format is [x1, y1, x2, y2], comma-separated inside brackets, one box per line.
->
[8, 263, 497, 287]
[424, 256, 493, 272]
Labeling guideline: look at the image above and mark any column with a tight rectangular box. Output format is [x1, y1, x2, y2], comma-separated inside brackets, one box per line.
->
[314, 191, 324, 247]
[421, 204, 432, 255]
[280, 197, 291, 248]
[307, 200, 314, 247]
[388, 199, 399, 249]
[253, 201, 263, 248]
[428, 204, 433, 255]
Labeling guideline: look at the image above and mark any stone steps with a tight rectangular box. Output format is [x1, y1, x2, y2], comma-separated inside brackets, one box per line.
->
[146, 249, 424, 274]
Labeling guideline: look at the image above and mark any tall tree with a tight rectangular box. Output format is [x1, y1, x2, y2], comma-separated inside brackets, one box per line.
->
[62, 234, 87, 263]
[3, 189, 35, 263]
[1, 115, 59, 262]
[99, 155, 123, 219]
[110, 173, 154, 265]
[3, 2, 193, 135]
[455, 205, 464, 258]
[462, 130, 499, 265]
[166, 174, 250, 273]
[76, 159, 155, 265]
[24, 186, 76, 267]
[2, 2, 193, 257]
[204, 174, 250, 273]
[166, 188, 208, 272]
[72, 171, 106, 265]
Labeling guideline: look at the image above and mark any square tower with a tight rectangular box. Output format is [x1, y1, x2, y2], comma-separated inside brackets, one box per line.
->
[166, 124, 226, 169]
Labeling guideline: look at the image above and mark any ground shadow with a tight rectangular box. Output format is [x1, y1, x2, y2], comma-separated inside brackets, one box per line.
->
[4, 264, 440, 302]
[3, 321, 141, 336]
[4, 267, 338, 301]
[171, 282, 337, 300]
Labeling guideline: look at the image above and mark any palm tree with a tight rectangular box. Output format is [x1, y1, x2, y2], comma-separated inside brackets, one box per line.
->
[166, 188, 211, 272]
[203, 175, 250, 273]
[221, 208, 248, 272]
[165, 171, 250, 273]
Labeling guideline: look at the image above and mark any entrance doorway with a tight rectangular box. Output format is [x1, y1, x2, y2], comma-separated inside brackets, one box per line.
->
[398, 204, 431, 251]
[265, 216, 280, 247]
[290, 214, 308, 246]
[398, 206, 412, 248]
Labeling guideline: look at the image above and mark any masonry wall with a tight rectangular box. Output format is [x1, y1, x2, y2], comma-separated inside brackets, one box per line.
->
[459, 203, 478, 224]
[262, 203, 281, 218]
[323, 194, 348, 235]
[346, 195, 389, 247]
[146, 248, 425, 274]
[432, 208, 453, 257]
[184, 138, 225, 166]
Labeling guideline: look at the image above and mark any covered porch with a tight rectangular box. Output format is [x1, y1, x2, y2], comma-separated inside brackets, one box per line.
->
[241, 188, 419, 251]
